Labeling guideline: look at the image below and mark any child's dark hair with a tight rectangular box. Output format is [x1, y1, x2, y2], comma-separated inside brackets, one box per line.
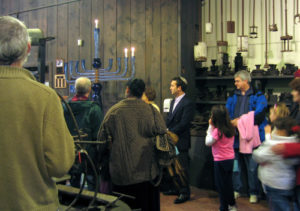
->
[273, 117, 300, 137]
[211, 105, 235, 139]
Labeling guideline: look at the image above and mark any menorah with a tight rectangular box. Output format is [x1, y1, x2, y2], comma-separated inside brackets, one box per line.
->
[63, 19, 136, 108]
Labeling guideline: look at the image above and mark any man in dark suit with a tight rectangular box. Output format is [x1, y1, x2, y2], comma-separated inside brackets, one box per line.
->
[165, 76, 194, 204]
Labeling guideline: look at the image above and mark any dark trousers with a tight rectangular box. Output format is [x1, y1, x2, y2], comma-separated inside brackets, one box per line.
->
[112, 181, 160, 211]
[177, 151, 190, 195]
[214, 159, 235, 211]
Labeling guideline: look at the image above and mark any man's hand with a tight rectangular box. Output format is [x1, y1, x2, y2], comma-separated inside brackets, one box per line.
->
[264, 125, 271, 134]
[231, 118, 239, 127]
[271, 144, 285, 155]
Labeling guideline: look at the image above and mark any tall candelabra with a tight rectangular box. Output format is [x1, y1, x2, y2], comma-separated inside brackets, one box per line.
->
[64, 19, 136, 107]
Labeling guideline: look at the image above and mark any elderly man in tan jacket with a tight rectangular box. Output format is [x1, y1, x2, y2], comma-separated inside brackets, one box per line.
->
[0, 16, 75, 211]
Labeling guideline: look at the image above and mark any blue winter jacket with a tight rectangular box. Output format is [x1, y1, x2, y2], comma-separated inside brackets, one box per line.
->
[226, 89, 268, 149]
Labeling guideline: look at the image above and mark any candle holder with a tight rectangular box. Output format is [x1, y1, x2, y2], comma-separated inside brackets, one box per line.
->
[63, 19, 136, 107]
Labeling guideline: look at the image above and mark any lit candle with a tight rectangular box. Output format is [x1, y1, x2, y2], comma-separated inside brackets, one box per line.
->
[131, 47, 135, 57]
[124, 48, 128, 58]
[95, 19, 99, 29]
[94, 19, 100, 58]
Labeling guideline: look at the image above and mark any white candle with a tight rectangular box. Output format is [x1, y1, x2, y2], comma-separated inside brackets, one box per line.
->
[77, 39, 82, 46]
[124, 48, 128, 57]
[131, 47, 135, 57]
[95, 19, 99, 29]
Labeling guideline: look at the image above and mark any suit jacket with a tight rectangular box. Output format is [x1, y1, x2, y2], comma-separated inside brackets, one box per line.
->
[166, 95, 194, 151]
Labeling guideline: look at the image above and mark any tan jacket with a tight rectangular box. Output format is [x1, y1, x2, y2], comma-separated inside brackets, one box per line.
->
[0, 66, 75, 211]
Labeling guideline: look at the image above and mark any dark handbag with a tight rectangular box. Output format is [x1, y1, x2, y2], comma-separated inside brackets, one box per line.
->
[150, 105, 178, 167]
[155, 131, 178, 166]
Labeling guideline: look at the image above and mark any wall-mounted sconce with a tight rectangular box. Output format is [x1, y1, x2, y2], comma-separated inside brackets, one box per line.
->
[77, 39, 83, 47]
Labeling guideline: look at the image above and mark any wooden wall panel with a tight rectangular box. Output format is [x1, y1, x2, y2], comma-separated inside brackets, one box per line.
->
[161, 0, 179, 102]
[181, 0, 197, 100]
[131, 0, 146, 80]
[116, 0, 130, 100]
[56, 3, 68, 95]
[68, 1, 80, 62]
[103, 0, 117, 108]
[150, 0, 163, 107]
[46, 0, 57, 88]
[0, 0, 193, 111]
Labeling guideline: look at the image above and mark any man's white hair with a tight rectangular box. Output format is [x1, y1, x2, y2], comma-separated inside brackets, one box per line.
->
[234, 70, 251, 83]
[75, 77, 92, 95]
[0, 16, 30, 65]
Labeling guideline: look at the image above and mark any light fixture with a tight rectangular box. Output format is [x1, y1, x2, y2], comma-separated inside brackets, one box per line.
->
[194, 42, 207, 62]
[217, 0, 228, 54]
[205, 0, 213, 33]
[281, 0, 293, 52]
[249, 0, 258, 38]
[264, 0, 269, 68]
[227, 0, 235, 33]
[194, 0, 207, 61]
[269, 0, 278, 31]
[295, 0, 300, 24]
[237, 0, 248, 52]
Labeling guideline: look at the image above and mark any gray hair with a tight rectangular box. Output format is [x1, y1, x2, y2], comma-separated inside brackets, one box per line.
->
[234, 70, 251, 83]
[0, 16, 30, 65]
[75, 77, 92, 95]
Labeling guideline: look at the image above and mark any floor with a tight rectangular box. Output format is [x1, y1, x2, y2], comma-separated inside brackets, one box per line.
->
[160, 187, 269, 211]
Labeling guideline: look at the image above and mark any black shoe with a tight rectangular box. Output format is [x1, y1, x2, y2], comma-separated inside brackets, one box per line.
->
[163, 190, 179, 196]
[174, 194, 190, 204]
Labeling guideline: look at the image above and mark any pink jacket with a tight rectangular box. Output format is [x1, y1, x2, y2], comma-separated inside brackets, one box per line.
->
[237, 111, 261, 153]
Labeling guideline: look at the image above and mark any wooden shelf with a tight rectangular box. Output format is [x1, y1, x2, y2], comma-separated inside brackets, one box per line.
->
[196, 100, 227, 104]
[195, 75, 294, 80]
[196, 99, 291, 106]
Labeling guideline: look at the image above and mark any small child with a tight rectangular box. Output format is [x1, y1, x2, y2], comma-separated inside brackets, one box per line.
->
[269, 103, 290, 123]
[253, 117, 300, 211]
[205, 105, 237, 211]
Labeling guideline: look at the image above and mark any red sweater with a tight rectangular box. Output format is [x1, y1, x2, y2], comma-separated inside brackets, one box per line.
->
[283, 143, 300, 185]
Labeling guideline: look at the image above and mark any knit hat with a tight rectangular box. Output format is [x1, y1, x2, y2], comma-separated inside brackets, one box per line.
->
[294, 69, 300, 78]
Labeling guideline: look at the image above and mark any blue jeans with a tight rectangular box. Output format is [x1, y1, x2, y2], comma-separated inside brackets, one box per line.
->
[232, 149, 259, 195]
[265, 185, 294, 211]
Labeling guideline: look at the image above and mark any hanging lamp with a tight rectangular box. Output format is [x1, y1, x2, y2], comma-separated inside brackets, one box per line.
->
[269, 0, 278, 31]
[264, 0, 269, 68]
[295, 0, 300, 24]
[217, 0, 228, 53]
[237, 0, 248, 52]
[206, 0, 213, 33]
[194, 0, 207, 62]
[227, 0, 235, 33]
[280, 0, 293, 52]
[249, 0, 258, 38]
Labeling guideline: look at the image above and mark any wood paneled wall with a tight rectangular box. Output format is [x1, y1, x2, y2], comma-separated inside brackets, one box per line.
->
[0, 0, 198, 111]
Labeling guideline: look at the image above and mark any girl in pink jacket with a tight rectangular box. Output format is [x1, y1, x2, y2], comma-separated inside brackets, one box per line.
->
[206, 105, 237, 211]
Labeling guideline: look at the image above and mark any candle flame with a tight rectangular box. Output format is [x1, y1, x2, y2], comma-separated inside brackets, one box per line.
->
[124, 48, 128, 57]
[95, 19, 99, 28]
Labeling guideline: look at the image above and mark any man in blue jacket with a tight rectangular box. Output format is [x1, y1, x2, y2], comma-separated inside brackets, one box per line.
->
[226, 70, 267, 203]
